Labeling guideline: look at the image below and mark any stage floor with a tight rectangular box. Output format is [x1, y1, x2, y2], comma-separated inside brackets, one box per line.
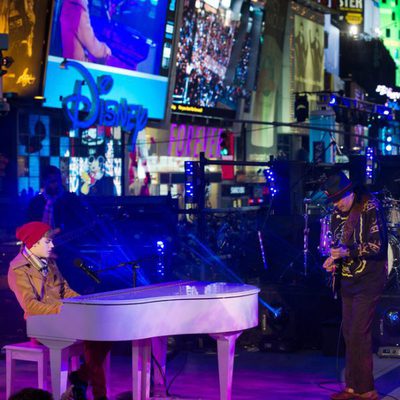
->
[1, 345, 400, 400]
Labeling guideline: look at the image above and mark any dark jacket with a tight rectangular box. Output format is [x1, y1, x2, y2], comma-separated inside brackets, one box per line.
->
[330, 192, 387, 295]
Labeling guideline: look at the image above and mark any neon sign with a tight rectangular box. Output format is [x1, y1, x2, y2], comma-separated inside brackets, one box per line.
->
[61, 60, 148, 141]
[168, 124, 224, 158]
[376, 85, 400, 101]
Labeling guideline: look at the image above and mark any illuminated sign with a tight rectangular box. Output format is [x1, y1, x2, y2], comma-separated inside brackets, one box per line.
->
[168, 124, 224, 158]
[61, 60, 148, 142]
[340, 0, 362, 10]
[171, 104, 204, 114]
[230, 186, 246, 195]
[340, 0, 363, 25]
[376, 85, 400, 101]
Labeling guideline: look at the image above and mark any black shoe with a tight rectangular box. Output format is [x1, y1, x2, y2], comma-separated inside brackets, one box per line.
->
[69, 371, 88, 400]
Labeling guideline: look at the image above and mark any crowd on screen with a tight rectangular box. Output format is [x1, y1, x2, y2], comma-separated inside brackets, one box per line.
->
[174, 1, 252, 109]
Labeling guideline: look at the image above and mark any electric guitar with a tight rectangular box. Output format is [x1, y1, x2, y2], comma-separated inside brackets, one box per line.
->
[330, 242, 342, 300]
[329, 201, 362, 299]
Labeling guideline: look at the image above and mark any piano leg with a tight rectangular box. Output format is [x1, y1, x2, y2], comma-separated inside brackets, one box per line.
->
[211, 332, 242, 400]
[36, 339, 76, 400]
[132, 339, 151, 400]
[151, 336, 167, 397]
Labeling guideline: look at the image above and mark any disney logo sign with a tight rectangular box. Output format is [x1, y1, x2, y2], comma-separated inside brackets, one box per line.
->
[61, 59, 148, 136]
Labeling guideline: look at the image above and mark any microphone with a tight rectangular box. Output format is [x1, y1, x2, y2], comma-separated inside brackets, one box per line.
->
[73, 258, 101, 283]
[116, 260, 139, 268]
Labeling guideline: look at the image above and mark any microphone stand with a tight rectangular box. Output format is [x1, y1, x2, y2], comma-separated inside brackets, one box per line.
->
[97, 261, 141, 288]
[322, 130, 342, 162]
[279, 198, 314, 283]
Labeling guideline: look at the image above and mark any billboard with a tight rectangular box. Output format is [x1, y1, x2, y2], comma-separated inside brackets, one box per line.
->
[2, 0, 51, 97]
[43, 0, 178, 121]
[294, 15, 324, 93]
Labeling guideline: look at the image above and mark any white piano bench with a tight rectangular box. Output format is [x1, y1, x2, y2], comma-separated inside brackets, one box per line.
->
[3, 341, 84, 399]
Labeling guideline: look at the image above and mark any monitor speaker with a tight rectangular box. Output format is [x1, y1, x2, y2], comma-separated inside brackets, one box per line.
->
[373, 294, 400, 350]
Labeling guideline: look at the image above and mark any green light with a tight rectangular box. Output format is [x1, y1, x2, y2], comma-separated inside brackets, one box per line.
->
[220, 148, 229, 156]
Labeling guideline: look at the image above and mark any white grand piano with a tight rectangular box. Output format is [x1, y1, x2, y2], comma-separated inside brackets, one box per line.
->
[27, 281, 259, 400]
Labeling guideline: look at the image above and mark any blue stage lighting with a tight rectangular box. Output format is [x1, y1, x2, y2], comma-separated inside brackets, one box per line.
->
[263, 166, 277, 197]
[184, 161, 199, 203]
[365, 147, 375, 184]
[156, 240, 165, 277]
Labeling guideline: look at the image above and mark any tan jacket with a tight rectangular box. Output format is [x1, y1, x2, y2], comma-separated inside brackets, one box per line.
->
[60, 0, 110, 62]
[8, 253, 79, 319]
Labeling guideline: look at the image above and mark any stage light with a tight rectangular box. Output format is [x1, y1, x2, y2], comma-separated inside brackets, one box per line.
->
[219, 132, 229, 156]
[384, 309, 400, 336]
[219, 130, 233, 156]
[156, 240, 165, 277]
[365, 147, 376, 185]
[294, 94, 309, 122]
[263, 166, 277, 197]
[384, 130, 394, 154]
[184, 161, 199, 204]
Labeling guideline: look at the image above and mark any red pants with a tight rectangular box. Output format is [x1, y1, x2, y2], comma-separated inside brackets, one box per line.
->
[78, 341, 112, 399]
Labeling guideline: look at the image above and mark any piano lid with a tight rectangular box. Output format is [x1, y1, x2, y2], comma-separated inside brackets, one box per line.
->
[64, 281, 260, 305]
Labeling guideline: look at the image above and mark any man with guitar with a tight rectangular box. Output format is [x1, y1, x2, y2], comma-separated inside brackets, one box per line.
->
[322, 171, 387, 400]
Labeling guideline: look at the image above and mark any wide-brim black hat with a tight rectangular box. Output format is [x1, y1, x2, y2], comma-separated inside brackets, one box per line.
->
[323, 171, 354, 203]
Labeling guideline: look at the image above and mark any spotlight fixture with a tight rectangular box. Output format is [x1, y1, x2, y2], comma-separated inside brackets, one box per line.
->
[384, 309, 400, 336]
[294, 94, 309, 123]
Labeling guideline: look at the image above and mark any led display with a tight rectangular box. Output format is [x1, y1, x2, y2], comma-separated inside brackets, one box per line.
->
[172, 0, 264, 118]
[43, 0, 177, 120]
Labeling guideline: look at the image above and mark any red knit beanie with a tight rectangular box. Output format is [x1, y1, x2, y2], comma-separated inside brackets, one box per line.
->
[16, 222, 52, 249]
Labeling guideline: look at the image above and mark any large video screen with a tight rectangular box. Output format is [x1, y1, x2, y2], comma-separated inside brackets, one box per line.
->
[43, 0, 177, 120]
[172, 0, 264, 118]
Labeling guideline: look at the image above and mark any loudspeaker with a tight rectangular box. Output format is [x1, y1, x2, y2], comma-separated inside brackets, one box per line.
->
[373, 293, 400, 349]
[272, 160, 306, 215]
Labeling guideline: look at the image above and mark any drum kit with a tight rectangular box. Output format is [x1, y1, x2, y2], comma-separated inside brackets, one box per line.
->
[383, 196, 400, 284]
[318, 191, 400, 289]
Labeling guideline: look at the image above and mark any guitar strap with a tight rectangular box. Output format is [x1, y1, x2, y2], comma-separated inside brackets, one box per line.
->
[340, 197, 364, 247]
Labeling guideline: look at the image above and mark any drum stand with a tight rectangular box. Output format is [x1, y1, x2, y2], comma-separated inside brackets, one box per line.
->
[386, 266, 400, 291]
[386, 230, 400, 291]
